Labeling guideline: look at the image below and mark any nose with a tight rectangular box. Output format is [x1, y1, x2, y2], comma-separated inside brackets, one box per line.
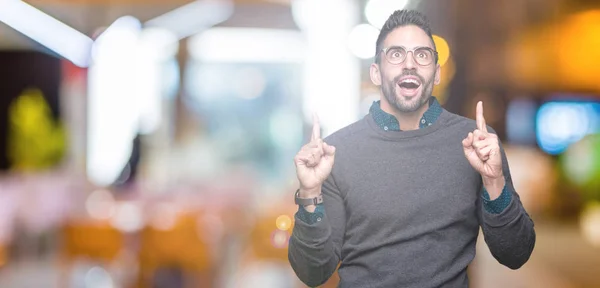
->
[404, 51, 417, 69]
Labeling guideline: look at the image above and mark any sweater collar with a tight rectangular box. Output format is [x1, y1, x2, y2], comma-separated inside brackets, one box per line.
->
[369, 96, 442, 131]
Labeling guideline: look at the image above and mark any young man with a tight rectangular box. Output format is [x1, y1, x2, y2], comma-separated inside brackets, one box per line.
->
[288, 10, 535, 288]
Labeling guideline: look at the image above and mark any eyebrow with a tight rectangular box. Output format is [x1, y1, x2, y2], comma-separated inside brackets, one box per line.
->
[387, 45, 434, 50]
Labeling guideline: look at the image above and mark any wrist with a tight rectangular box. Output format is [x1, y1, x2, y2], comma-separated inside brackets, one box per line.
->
[302, 204, 317, 213]
[482, 175, 505, 200]
[298, 186, 321, 198]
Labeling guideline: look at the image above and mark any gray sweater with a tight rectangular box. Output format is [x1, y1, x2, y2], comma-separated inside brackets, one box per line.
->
[288, 109, 536, 288]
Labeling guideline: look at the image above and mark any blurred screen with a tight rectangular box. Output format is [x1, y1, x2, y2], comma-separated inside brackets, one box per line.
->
[536, 96, 600, 155]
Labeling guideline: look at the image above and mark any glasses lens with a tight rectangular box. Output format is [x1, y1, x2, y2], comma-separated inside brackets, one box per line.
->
[385, 47, 406, 65]
[413, 48, 434, 66]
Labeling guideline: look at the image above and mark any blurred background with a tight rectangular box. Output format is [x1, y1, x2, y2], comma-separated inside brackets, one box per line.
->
[0, 0, 599, 287]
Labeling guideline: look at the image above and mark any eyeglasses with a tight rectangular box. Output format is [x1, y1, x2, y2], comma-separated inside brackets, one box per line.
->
[379, 46, 438, 66]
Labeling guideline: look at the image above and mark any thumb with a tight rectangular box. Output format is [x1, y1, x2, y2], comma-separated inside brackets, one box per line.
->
[323, 142, 336, 156]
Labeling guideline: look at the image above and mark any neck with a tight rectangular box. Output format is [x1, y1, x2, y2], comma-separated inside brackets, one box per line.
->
[380, 98, 430, 131]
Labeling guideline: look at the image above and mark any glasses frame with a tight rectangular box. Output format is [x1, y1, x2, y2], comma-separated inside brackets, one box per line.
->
[378, 46, 439, 66]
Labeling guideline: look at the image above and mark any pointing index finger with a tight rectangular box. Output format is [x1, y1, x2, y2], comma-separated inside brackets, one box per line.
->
[312, 113, 321, 141]
[476, 101, 487, 132]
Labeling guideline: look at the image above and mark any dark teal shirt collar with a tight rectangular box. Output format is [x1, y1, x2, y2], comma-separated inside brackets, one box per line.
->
[369, 97, 443, 131]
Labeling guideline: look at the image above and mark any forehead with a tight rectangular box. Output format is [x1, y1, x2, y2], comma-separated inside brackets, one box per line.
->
[383, 25, 433, 49]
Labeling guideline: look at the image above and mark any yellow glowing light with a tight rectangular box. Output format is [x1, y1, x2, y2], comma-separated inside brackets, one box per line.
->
[556, 10, 600, 90]
[432, 35, 450, 67]
[580, 202, 600, 248]
[275, 215, 292, 231]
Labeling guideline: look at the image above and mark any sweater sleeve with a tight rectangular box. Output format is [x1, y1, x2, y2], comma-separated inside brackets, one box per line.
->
[288, 173, 346, 287]
[482, 185, 512, 214]
[296, 203, 325, 225]
[477, 140, 536, 269]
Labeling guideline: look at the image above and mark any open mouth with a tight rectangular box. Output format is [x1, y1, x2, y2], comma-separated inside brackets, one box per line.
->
[397, 76, 422, 96]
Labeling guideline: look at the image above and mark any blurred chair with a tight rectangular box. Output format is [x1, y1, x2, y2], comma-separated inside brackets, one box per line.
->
[59, 221, 125, 287]
[233, 209, 295, 288]
[234, 202, 340, 288]
[61, 221, 124, 261]
[137, 211, 216, 288]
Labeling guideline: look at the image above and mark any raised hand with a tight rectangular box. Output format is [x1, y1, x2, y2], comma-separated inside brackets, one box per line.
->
[462, 101, 503, 180]
[294, 114, 336, 197]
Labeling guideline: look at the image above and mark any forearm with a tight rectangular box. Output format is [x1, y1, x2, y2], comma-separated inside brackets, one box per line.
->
[289, 210, 340, 287]
[480, 186, 536, 269]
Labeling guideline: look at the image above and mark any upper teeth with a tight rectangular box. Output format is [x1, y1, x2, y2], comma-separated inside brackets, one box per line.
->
[401, 79, 419, 84]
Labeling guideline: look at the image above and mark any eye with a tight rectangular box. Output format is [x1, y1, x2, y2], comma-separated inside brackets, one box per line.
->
[386, 48, 405, 59]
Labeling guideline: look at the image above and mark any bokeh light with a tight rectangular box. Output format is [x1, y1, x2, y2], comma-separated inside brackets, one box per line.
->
[84, 266, 114, 288]
[110, 202, 144, 233]
[562, 134, 600, 198]
[85, 189, 116, 220]
[275, 215, 292, 231]
[348, 24, 380, 59]
[555, 10, 600, 91]
[580, 202, 600, 248]
[432, 35, 450, 66]
[365, 0, 409, 29]
[536, 101, 600, 155]
[270, 230, 289, 249]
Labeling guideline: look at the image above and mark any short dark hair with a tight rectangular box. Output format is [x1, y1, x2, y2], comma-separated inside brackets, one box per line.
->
[375, 10, 437, 64]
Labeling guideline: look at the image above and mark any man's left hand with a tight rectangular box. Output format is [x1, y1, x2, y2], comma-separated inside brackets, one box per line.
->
[462, 101, 504, 183]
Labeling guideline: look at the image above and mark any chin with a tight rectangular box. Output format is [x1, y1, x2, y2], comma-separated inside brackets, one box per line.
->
[394, 94, 427, 113]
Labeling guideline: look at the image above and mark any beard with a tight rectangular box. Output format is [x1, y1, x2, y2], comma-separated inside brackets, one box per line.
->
[381, 69, 434, 113]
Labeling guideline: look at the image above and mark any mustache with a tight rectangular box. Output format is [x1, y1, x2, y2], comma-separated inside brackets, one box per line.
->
[393, 69, 425, 84]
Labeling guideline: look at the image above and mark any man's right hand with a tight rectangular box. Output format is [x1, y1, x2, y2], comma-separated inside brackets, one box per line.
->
[294, 114, 336, 199]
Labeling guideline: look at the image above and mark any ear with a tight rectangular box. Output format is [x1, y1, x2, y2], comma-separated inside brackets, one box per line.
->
[434, 63, 441, 85]
[370, 63, 382, 86]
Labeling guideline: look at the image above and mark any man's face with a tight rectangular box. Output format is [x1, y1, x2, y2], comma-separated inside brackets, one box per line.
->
[370, 25, 440, 113]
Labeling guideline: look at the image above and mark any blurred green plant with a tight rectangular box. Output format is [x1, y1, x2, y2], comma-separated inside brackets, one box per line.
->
[560, 133, 600, 202]
[7, 88, 66, 171]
